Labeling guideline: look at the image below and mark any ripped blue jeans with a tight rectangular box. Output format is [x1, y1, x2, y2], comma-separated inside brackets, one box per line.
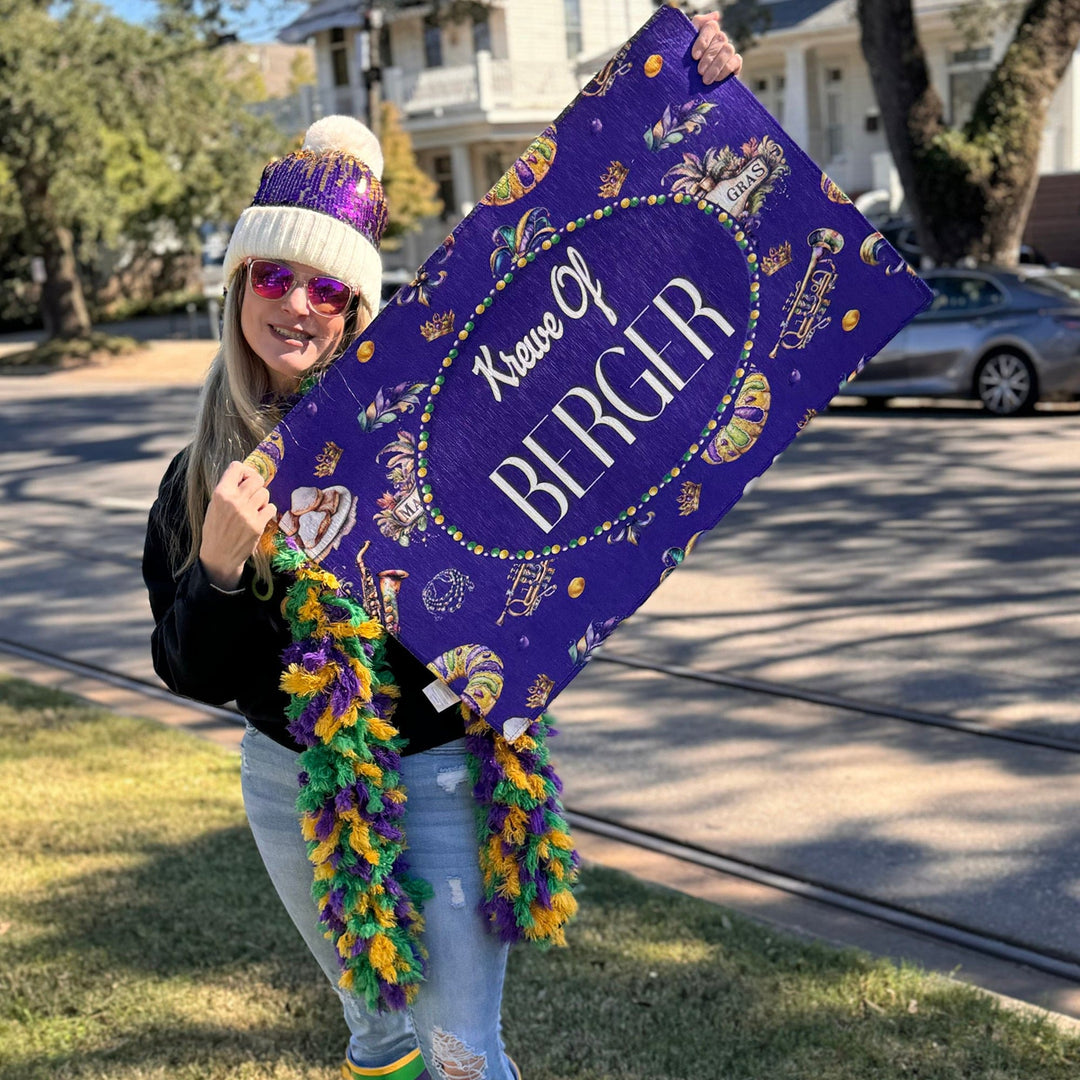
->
[240, 724, 517, 1079]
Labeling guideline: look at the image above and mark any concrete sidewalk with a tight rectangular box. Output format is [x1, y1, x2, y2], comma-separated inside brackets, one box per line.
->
[0, 311, 218, 360]
[1, 352, 1078, 1021]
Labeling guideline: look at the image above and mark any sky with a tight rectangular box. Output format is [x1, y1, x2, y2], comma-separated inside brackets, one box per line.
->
[103, 0, 308, 43]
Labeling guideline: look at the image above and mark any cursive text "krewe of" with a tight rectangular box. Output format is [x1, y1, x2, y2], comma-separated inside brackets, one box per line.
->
[471, 310, 564, 402]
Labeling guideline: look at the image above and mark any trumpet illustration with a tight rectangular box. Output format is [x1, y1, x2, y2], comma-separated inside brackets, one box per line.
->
[769, 227, 844, 358]
[496, 559, 557, 626]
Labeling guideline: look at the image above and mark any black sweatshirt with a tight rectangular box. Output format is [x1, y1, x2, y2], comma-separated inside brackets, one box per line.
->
[142, 449, 461, 755]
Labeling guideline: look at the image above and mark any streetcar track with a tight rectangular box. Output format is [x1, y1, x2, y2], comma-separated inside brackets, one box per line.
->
[566, 810, 1080, 984]
[2, 637, 1079, 986]
[2, 526, 1075, 754]
[595, 652, 1080, 754]
[4, 618, 1077, 755]
[0, 637, 243, 724]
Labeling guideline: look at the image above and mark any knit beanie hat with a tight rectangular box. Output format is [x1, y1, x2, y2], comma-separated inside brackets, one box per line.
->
[223, 116, 388, 313]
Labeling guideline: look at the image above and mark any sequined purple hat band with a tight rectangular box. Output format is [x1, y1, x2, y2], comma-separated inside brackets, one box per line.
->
[253, 150, 388, 252]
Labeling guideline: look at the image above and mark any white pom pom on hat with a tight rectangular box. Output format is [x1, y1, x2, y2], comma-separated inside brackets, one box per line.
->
[303, 115, 384, 179]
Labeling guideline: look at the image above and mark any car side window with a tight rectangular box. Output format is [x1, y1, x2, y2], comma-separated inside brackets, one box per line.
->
[925, 275, 1006, 314]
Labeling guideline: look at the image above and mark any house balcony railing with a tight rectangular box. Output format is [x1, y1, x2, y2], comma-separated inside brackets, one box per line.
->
[329, 85, 364, 118]
[382, 52, 575, 119]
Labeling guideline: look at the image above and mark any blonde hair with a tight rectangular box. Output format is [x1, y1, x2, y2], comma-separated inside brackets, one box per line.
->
[172, 264, 368, 586]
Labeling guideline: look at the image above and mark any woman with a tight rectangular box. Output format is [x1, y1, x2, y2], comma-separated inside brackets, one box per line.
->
[143, 20, 741, 1080]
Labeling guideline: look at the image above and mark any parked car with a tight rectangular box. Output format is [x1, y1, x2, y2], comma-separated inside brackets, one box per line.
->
[876, 218, 1052, 268]
[841, 266, 1080, 415]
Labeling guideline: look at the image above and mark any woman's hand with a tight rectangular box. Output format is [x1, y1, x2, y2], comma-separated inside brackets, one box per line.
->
[199, 461, 277, 591]
[691, 12, 742, 85]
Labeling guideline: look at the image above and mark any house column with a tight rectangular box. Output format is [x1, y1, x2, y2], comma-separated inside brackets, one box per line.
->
[476, 49, 493, 112]
[450, 143, 473, 216]
[1068, 55, 1080, 170]
[382, 66, 404, 111]
[784, 45, 810, 151]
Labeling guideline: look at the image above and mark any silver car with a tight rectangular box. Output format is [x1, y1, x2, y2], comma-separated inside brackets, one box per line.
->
[841, 266, 1080, 415]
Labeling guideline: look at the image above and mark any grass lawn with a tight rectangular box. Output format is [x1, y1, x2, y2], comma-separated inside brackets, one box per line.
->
[1, 676, 1077, 1080]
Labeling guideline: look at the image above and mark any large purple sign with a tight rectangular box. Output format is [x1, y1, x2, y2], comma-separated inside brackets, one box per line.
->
[250, 5, 932, 740]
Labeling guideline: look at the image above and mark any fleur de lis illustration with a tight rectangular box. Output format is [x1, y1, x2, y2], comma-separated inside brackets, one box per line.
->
[396, 266, 447, 307]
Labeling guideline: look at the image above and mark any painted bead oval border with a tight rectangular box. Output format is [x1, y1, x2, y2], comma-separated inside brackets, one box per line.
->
[415, 194, 765, 562]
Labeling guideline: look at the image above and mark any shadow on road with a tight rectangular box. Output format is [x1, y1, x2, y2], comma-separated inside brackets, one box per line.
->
[3, 379, 1079, 977]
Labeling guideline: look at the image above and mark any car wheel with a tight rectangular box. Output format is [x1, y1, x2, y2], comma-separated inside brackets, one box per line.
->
[975, 350, 1038, 416]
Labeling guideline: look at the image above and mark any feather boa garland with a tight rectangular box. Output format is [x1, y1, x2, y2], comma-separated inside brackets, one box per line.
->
[272, 534, 578, 1013]
[464, 710, 579, 944]
[273, 535, 431, 1011]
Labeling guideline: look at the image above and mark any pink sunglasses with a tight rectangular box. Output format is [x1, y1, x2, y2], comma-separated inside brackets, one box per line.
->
[246, 259, 353, 317]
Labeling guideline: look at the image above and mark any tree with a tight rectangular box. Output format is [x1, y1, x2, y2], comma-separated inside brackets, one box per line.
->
[378, 100, 442, 251]
[858, 0, 1080, 267]
[660, 0, 771, 51]
[287, 48, 316, 95]
[0, 0, 284, 338]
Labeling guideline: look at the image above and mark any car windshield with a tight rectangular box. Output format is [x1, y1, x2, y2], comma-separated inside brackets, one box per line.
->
[1018, 270, 1080, 302]
[924, 275, 1005, 312]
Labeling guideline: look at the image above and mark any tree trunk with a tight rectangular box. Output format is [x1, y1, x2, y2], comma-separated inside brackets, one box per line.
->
[14, 164, 93, 341]
[975, 1, 1080, 262]
[39, 224, 91, 340]
[858, 0, 1080, 268]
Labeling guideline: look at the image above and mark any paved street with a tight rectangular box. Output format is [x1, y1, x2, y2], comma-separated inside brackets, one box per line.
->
[558, 402, 1080, 970]
[2, 352, 1079, 1012]
[615, 405, 1080, 737]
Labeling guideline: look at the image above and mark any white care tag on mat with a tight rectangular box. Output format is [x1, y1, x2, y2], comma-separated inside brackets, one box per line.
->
[503, 717, 530, 743]
[423, 678, 463, 713]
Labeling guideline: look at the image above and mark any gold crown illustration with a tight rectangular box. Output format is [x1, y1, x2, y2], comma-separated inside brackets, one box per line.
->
[526, 673, 556, 710]
[677, 480, 702, 516]
[313, 441, 344, 478]
[761, 241, 793, 276]
[420, 310, 455, 341]
[598, 160, 629, 199]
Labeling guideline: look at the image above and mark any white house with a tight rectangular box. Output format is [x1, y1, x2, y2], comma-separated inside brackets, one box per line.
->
[280, 0, 1080, 272]
[736, 0, 1080, 208]
[281, 0, 660, 273]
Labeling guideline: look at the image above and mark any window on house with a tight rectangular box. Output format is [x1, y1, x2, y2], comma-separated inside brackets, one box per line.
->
[484, 149, 510, 190]
[947, 44, 993, 127]
[949, 46, 992, 65]
[825, 89, 844, 159]
[424, 18, 443, 68]
[379, 23, 393, 68]
[564, 0, 582, 58]
[865, 112, 880, 133]
[330, 27, 349, 88]
[432, 154, 455, 220]
[473, 11, 491, 54]
[752, 75, 784, 125]
[949, 70, 991, 127]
